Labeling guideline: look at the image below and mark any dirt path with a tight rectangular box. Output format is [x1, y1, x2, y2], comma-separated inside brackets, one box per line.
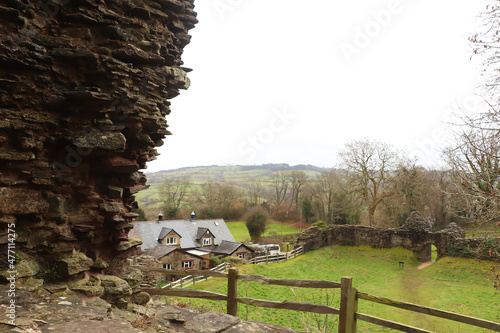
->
[417, 261, 435, 270]
[397, 263, 434, 329]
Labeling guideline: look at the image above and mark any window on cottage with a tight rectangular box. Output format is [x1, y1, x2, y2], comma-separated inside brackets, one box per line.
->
[203, 238, 212, 246]
[182, 261, 193, 269]
[237, 253, 245, 259]
[163, 263, 172, 270]
[165, 237, 177, 245]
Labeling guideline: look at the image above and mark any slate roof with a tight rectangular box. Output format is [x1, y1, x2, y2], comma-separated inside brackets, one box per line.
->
[130, 218, 235, 251]
[158, 227, 175, 240]
[196, 227, 210, 240]
[143, 244, 177, 259]
[212, 240, 254, 256]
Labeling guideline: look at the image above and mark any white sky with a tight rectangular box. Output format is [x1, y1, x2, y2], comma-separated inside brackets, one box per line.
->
[146, 0, 487, 173]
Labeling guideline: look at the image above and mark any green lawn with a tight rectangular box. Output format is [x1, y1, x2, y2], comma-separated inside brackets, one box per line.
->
[465, 224, 500, 238]
[168, 246, 500, 332]
[226, 220, 302, 242]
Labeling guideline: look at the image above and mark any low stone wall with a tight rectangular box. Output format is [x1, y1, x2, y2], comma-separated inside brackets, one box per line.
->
[296, 212, 499, 262]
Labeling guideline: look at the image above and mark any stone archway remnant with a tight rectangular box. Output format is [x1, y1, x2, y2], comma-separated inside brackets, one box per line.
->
[297, 211, 495, 262]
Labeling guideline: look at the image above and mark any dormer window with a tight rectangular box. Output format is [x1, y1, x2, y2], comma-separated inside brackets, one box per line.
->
[165, 237, 177, 245]
[203, 238, 212, 246]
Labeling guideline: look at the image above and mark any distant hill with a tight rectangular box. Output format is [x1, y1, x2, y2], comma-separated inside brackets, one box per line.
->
[136, 164, 329, 219]
[144, 163, 327, 184]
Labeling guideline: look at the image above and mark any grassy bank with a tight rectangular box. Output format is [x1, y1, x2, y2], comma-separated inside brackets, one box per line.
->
[170, 246, 499, 332]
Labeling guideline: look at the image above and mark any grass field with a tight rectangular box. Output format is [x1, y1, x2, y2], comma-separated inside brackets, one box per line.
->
[167, 246, 500, 332]
[226, 220, 302, 242]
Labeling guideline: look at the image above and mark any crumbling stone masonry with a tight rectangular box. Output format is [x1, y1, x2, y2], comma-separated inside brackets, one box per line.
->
[297, 211, 498, 262]
[0, 0, 197, 275]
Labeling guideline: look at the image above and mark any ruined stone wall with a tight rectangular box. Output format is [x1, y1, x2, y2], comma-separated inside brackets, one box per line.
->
[0, 0, 196, 273]
[297, 212, 498, 262]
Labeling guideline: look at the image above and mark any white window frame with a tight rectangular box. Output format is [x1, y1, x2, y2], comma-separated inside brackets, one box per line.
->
[165, 237, 177, 245]
[163, 263, 172, 270]
[237, 253, 245, 259]
[182, 261, 193, 269]
[203, 238, 212, 246]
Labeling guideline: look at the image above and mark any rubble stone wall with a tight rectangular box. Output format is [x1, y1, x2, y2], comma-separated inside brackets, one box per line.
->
[297, 212, 497, 262]
[0, 0, 196, 274]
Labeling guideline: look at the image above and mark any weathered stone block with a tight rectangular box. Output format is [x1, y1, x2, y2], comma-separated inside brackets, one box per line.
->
[131, 291, 150, 305]
[99, 202, 123, 213]
[100, 275, 132, 296]
[116, 237, 143, 251]
[71, 131, 126, 151]
[70, 285, 105, 297]
[17, 278, 44, 292]
[0, 257, 40, 282]
[106, 186, 123, 199]
[91, 259, 109, 270]
[184, 311, 240, 333]
[0, 188, 48, 214]
[119, 267, 143, 290]
[56, 252, 93, 277]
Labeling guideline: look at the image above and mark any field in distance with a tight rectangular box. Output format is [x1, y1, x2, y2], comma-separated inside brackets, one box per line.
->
[136, 164, 327, 220]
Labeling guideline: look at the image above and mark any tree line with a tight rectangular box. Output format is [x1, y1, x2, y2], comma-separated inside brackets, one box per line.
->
[151, 134, 498, 232]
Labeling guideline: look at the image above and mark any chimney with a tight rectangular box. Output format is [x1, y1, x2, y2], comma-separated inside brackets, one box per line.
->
[190, 211, 195, 221]
[158, 211, 163, 222]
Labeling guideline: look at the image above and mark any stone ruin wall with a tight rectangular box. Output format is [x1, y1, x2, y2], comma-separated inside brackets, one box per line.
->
[297, 212, 498, 262]
[0, 0, 196, 276]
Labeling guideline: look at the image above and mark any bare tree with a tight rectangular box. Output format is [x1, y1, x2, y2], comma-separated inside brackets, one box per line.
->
[197, 182, 243, 219]
[245, 178, 264, 207]
[444, 127, 500, 227]
[288, 170, 308, 217]
[470, 1, 500, 111]
[269, 171, 290, 217]
[160, 178, 191, 218]
[442, 0, 500, 230]
[310, 170, 343, 224]
[339, 139, 401, 226]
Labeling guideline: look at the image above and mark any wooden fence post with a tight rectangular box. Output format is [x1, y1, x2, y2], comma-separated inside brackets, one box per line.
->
[339, 277, 358, 333]
[227, 267, 238, 316]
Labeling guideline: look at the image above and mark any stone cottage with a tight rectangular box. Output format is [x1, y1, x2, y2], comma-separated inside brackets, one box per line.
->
[130, 212, 253, 269]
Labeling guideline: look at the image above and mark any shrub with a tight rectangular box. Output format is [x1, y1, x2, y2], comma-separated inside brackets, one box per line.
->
[244, 207, 269, 242]
[312, 221, 328, 229]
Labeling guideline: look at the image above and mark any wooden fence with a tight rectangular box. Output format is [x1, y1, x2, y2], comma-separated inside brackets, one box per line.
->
[160, 262, 230, 289]
[134, 265, 500, 333]
[248, 246, 304, 265]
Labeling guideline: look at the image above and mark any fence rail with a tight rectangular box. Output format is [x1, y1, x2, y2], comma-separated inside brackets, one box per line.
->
[134, 265, 500, 333]
[248, 246, 304, 265]
[134, 262, 230, 289]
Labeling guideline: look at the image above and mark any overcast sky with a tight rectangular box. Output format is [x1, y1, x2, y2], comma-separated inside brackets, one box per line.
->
[146, 0, 487, 173]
